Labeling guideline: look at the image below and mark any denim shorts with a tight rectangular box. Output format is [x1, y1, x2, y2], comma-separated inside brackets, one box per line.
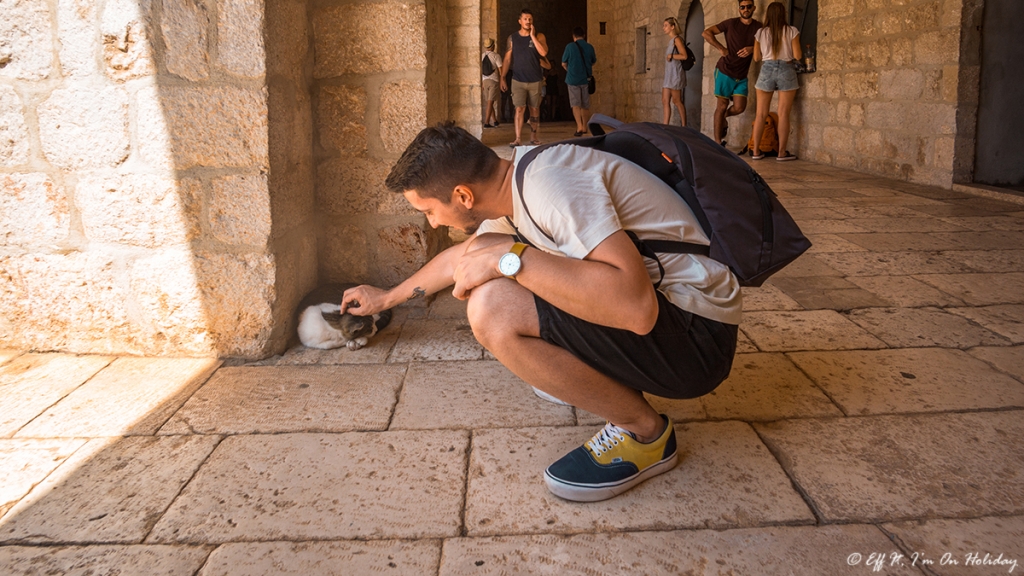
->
[755, 60, 799, 92]
[534, 290, 738, 400]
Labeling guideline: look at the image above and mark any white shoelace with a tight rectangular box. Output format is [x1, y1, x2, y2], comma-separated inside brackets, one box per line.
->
[586, 423, 633, 457]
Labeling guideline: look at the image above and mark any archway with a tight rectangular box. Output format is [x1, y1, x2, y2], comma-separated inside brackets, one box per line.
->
[683, 0, 705, 130]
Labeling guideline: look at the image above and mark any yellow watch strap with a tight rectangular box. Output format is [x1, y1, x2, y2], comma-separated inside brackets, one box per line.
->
[509, 242, 528, 257]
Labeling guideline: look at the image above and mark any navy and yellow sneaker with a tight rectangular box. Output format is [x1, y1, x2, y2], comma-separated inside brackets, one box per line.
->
[544, 415, 677, 502]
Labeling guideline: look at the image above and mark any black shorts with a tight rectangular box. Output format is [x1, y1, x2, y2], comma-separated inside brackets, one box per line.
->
[534, 291, 738, 399]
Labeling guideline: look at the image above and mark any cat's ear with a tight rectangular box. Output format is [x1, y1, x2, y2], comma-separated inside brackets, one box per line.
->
[321, 310, 344, 328]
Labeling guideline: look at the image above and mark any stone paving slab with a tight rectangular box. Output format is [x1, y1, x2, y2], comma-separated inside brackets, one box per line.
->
[700, 353, 841, 421]
[941, 216, 1024, 232]
[1, 435, 219, 544]
[915, 273, 1024, 305]
[848, 307, 1008, 348]
[933, 231, 1024, 251]
[741, 283, 803, 312]
[0, 354, 114, 437]
[805, 233, 870, 254]
[839, 233, 962, 252]
[464, 422, 814, 537]
[816, 251, 976, 276]
[148, 431, 468, 543]
[0, 438, 87, 520]
[768, 254, 845, 278]
[969, 346, 1024, 382]
[769, 276, 890, 309]
[0, 545, 211, 576]
[736, 328, 758, 353]
[795, 218, 870, 234]
[884, 516, 1024, 576]
[788, 349, 1024, 415]
[199, 540, 441, 576]
[846, 276, 965, 307]
[845, 217, 968, 233]
[16, 357, 219, 438]
[754, 411, 1024, 523]
[941, 249, 1024, 272]
[159, 365, 406, 434]
[0, 350, 21, 366]
[947, 305, 1024, 344]
[645, 395, 707, 422]
[829, 204, 930, 219]
[741, 311, 887, 352]
[390, 360, 574, 430]
[388, 319, 485, 362]
[440, 525, 919, 575]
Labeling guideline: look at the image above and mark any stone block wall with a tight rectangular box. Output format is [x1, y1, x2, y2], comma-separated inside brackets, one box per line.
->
[311, 0, 450, 289]
[792, 0, 966, 186]
[448, 0, 481, 132]
[1, 0, 315, 358]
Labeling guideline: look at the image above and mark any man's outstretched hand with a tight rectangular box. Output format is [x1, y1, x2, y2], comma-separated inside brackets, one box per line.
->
[340, 285, 389, 316]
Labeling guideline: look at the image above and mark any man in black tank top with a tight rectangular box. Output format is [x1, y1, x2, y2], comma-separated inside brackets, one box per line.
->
[500, 9, 548, 147]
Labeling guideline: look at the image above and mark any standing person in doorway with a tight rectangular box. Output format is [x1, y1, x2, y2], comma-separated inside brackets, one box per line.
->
[482, 38, 503, 129]
[662, 17, 688, 127]
[702, 0, 762, 146]
[751, 2, 801, 161]
[562, 27, 597, 137]
[501, 9, 549, 147]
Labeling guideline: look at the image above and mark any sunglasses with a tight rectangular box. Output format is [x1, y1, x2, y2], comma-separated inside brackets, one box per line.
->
[739, 4, 755, 9]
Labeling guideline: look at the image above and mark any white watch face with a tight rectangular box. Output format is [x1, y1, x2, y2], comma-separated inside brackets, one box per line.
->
[498, 252, 521, 277]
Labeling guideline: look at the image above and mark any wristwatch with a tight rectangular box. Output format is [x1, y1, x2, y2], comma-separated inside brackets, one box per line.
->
[498, 242, 528, 279]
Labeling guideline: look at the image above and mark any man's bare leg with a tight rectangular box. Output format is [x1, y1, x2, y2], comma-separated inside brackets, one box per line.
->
[528, 106, 541, 144]
[513, 105, 527, 145]
[467, 278, 664, 442]
[714, 97, 730, 142]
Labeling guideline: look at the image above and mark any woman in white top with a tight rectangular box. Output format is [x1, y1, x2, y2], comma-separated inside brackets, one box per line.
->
[661, 17, 689, 126]
[752, 2, 801, 161]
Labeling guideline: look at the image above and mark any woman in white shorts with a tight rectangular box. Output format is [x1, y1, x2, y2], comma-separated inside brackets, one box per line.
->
[661, 17, 688, 126]
[752, 1, 801, 161]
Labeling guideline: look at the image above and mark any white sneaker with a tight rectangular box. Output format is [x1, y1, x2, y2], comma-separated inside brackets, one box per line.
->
[532, 386, 572, 406]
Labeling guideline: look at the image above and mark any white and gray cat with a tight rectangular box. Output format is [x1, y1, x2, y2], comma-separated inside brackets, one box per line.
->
[296, 284, 392, 350]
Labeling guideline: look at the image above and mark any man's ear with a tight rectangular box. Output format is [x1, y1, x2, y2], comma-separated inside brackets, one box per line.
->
[453, 185, 475, 209]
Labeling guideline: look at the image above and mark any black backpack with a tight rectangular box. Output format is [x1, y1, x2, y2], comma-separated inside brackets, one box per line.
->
[673, 42, 696, 71]
[513, 114, 810, 287]
[481, 54, 495, 76]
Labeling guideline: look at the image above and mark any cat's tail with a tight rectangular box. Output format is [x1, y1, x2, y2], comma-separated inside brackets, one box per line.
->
[374, 309, 393, 332]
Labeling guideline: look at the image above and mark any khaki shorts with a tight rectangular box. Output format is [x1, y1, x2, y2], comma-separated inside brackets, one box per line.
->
[482, 79, 499, 102]
[511, 79, 542, 109]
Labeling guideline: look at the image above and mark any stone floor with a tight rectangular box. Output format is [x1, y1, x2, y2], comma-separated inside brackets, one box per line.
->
[3, 130, 1024, 575]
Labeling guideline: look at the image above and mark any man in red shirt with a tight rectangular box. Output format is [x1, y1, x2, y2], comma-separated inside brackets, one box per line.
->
[702, 0, 762, 146]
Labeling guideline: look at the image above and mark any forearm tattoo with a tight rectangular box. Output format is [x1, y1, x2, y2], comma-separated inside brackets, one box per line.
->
[408, 287, 426, 301]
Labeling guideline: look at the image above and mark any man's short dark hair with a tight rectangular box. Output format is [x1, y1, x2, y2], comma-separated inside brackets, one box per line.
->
[520, 8, 533, 16]
[385, 122, 500, 203]
[573, 27, 585, 38]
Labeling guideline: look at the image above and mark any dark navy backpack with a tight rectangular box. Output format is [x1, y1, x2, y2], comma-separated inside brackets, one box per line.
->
[513, 114, 811, 287]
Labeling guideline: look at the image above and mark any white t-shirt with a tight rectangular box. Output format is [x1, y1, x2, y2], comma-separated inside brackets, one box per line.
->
[482, 51, 502, 82]
[476, 145, 743, 325]
[755, 25, 799, 61]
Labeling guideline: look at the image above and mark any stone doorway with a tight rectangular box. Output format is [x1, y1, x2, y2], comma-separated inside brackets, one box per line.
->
[973, 0, 1024, 191]
[497, 0, 589, 124]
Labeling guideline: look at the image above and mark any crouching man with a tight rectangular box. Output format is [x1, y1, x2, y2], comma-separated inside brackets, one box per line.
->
[341, 123, 742, 502]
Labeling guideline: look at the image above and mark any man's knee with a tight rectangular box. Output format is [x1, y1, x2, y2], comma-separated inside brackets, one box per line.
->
[731, 99, 747, 114]
[466, 279, 537, 350]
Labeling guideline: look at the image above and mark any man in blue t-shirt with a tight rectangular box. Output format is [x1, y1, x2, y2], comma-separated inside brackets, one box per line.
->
[561, 27, 597, 137]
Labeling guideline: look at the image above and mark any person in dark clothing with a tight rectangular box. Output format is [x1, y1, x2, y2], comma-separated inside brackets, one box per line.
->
[702, 0, 762, 146]
[561, 27, 597, 136]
